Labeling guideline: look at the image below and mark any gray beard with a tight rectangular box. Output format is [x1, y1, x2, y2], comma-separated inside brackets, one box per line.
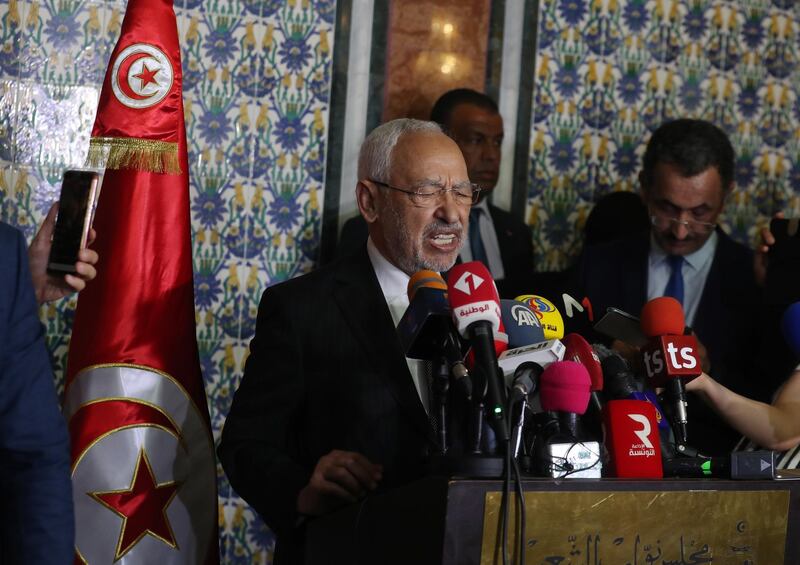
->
[383, 203, 463, 275]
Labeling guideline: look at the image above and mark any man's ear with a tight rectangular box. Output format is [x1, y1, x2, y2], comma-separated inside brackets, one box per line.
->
[356, 180, 380, 223]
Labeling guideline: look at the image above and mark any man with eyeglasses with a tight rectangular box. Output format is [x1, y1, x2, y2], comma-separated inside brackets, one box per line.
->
[219, 119, 474, 564]
[338, 89, 535, 296]
[572, 118, 767, 456]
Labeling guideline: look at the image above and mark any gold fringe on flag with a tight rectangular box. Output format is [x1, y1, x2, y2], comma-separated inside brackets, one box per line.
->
[86, 137, 181, 174]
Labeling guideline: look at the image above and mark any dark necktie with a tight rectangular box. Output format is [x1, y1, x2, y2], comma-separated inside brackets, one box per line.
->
[469, 207, 489, 266]
[663, 255, 685, 305]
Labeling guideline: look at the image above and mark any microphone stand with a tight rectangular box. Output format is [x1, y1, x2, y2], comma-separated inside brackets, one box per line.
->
[433, 355, 449, 454]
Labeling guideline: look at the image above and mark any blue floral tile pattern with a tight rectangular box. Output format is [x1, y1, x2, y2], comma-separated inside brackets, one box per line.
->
[527, 0, 800, 271]
[1, 0, 336, 562]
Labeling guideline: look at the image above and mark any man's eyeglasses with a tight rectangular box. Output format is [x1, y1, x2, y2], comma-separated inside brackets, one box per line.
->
[649, 212, 716, 235]
[369, 179, 481, 207]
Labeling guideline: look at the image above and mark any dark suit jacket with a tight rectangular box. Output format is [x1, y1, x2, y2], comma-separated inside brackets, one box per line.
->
[0, 223, 74, 563]
[218, 247, 437, 564]
[572, 228, 766, 455]
[337, 203, 535, 298]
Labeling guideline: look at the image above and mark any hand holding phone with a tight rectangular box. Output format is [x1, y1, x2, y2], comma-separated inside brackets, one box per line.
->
[47, 169, 101, 274]
[28, 170, 101, 304]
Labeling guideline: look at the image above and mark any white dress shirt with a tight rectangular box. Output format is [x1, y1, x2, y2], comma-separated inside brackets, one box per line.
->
[366, 237, 430, 413]
[647, 231, 718, 327]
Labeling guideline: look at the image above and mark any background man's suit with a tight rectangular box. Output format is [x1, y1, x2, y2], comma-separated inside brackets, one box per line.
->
[572, 228, 768, 455]
[336, 203, 534, 297]
[0, 222, 74, 564]
[218, 245, 437, 564]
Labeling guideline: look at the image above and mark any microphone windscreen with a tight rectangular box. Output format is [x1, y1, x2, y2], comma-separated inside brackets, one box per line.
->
[562, 333, 603, 391]
[782, 301, 800, 357]
[447, 262, 501, 336]
[407, 270, 448, 301]
[601, 354, 637, 399]
[539, 360, 591, 414]
[501, 299, 546, 348]
[514, 294, 565, 340]
[640, 296, 685, 337]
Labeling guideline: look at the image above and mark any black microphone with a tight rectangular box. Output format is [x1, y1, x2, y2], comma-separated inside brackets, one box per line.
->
[509, 362, 543, 459]
[398, 270, 471, 400]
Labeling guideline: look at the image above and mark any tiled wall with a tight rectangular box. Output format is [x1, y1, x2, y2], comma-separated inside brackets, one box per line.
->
[526, 0, 800, 271]
[0, 0, 336, 562]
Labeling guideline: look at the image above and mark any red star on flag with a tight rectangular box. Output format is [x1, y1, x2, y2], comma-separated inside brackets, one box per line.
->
[133, 62, 160, 89]
[90, 449, 181, 560]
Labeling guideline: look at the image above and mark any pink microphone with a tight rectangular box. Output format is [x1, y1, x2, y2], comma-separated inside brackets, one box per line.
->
[540, 360, 592, 439]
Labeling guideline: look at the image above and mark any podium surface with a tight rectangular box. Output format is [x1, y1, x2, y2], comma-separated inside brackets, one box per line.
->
[306, 476, 800, 564]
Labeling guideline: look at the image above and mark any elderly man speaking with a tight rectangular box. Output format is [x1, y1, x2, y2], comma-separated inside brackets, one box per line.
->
[219, 119, 478, 564]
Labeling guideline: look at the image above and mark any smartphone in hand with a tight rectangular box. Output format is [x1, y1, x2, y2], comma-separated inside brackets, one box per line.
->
[47, 169, 101, 274]
[593, 307, 648, 347]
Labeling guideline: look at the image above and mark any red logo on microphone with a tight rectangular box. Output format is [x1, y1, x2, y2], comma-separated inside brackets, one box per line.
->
[642, 335, 700, 385]
[452, 270, 485, 295]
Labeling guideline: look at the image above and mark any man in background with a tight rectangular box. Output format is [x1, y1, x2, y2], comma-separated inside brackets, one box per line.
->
[572, 118, 767, 456]
[339, 89, 534, 297]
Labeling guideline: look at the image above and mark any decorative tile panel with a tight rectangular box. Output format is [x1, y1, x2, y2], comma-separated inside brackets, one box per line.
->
[1, 0, 337, 562]
[527, 0, 800, 271]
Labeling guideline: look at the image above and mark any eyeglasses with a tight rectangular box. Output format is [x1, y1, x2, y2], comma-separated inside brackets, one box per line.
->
[649, 213, 716, 235]
[369, 179, 481, 207]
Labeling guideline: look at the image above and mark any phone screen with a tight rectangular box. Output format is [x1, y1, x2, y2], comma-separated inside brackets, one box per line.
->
[47, 170, 99, 274]
[593, 307, 647, 347]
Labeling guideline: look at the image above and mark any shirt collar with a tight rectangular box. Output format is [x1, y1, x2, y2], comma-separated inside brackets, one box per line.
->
[649, 229, 718, 271]
[366, 236, 410, 303]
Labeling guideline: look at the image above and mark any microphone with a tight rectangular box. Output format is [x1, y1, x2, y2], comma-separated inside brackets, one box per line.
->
[640, 297, 700, 446]
[599, 348, 675, 458]
[447, 262, 509, 443]
[509, 361, 542, 405]
[509, 362, 543, 460]
[563, 333, 603, 402]
[539, 360, 591, 439]
[514, 294, 565, 340]
[497, 339, 565, 382]
[781, 301, 800, 358]
[536, 361, 598, 477]
[604, 399, 663, 478]
[501, 299, 546, 347]
[563, 333, 604, 440]
[397, 270, 471, 399]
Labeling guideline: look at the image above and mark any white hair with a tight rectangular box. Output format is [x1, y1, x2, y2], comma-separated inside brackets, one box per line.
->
[357, 119, 443, 182]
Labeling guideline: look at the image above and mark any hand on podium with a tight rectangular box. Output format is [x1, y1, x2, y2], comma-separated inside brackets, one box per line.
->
[297, 449, 383, 516]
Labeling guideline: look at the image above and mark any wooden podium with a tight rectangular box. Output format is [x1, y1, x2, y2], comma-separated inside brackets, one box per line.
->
[305, 476, 800, 564]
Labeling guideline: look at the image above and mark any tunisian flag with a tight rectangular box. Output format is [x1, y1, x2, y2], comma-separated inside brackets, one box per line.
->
[64, 0, 218, 562]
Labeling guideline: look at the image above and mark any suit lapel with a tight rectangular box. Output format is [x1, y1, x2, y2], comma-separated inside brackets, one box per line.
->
[332, 247, 436, 444]
[694, 230, 725, 343]
[622, 233, 649, 315]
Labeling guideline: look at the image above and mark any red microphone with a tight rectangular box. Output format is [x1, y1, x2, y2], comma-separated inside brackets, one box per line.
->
[447, 262, 508, 443]
[562, 333, 604, 439]
[562, 333, 602, 391]
[640, 297, 700, 446]
[603, 399, 663, 478]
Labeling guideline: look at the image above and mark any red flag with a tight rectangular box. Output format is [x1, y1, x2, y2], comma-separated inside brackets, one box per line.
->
[65, 0, 218, 562]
